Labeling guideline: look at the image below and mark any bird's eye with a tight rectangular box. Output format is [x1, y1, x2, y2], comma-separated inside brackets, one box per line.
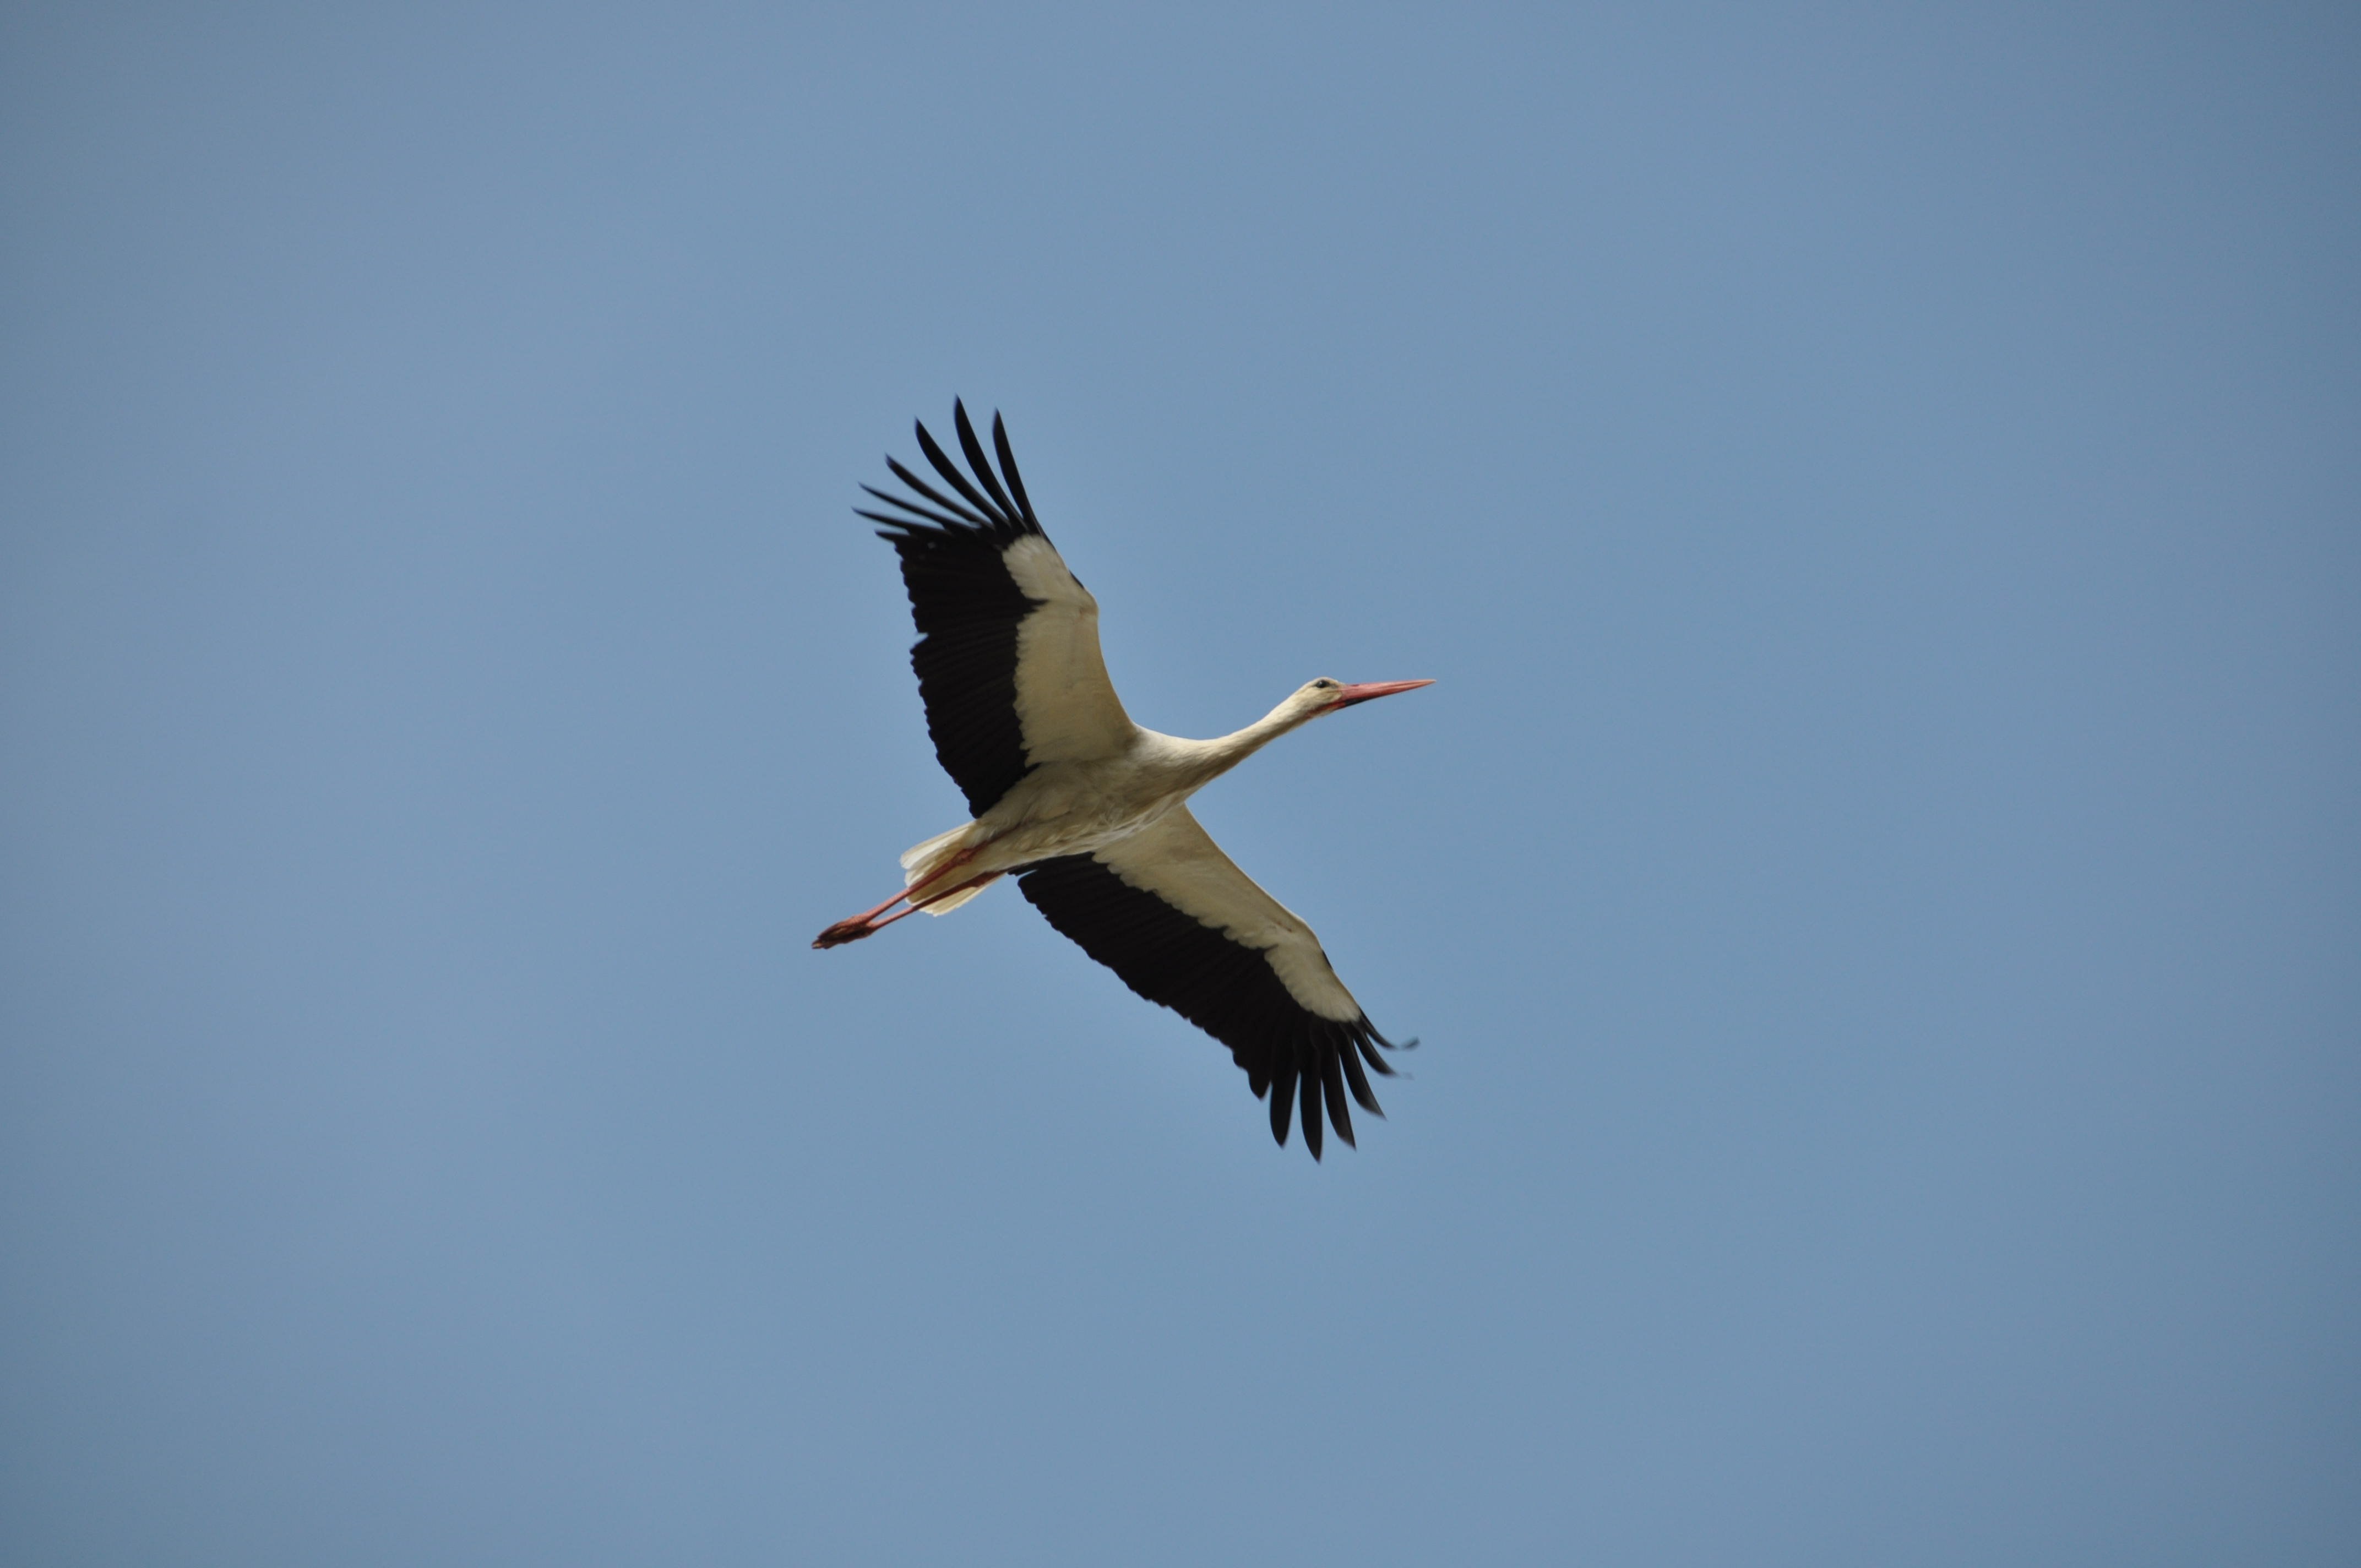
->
[1315, 679, 1336, 689]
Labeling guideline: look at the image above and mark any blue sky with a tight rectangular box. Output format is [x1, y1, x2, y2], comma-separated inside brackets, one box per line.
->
[4, 4, 2355, 1564]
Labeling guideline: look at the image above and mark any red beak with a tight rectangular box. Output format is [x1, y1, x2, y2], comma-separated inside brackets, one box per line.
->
[1325, 678, 1436, 711]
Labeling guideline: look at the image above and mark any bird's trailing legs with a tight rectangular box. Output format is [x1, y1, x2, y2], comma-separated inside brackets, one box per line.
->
[813, 848, 989, 949]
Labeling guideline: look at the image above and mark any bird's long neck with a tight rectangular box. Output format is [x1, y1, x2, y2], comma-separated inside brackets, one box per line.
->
[1183, 698, 1316, 785]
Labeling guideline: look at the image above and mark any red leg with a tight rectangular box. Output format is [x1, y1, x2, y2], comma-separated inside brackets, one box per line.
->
[847, 901, 928, 938]
[812, 848, 986, 950]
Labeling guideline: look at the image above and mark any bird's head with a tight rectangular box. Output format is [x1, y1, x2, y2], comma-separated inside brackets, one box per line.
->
[1291, 676, 1436, 720]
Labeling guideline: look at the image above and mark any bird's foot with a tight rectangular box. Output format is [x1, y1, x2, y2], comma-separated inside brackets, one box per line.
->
[812, 917, 882, 949]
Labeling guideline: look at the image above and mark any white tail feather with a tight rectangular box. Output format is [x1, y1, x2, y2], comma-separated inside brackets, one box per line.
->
[900, 821, 996, 919]
[899, 824, 972, 883]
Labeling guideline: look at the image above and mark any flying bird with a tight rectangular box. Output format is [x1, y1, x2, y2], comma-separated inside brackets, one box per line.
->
[816, 402, 1432, 1158]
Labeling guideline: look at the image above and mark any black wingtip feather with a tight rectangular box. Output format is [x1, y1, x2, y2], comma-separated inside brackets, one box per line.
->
[1322, 1053, 1356, 1148]
[882, 457, 994, 529]
[992, 412, 1036, 526]
[915, 420, 1008, 528]
[858, 486, 975, 532]
[953, 401, 1022, 524]
[1340, 1041, 1385, 1115]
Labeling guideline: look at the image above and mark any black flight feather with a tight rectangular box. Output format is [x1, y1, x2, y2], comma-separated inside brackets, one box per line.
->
[915, 419, 1009, 527]
[954, 400, 1024, 525]
[882, 457, 995, 529]
[992, 412, 1037, 526]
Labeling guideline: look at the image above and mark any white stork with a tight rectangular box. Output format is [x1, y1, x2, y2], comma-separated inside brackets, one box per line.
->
[815, 402, 1432, 1158]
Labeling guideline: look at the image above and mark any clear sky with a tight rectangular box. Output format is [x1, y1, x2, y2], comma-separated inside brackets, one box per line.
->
[3, 4, 2355, 1564]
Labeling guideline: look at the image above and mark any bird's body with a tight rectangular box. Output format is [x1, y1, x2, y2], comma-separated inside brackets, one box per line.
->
[883, 689, 1373, 913]
[817, 403, 1431, 1158]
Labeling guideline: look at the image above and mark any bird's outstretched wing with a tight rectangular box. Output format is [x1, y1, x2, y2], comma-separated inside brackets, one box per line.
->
[858, 402, 1135, 816]
[1016, 806, 1409, 1159]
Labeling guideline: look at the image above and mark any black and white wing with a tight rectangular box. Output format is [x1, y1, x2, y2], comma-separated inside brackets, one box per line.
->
[1016, 806, 1410, 1159]
[857, 401, 1135, 816]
